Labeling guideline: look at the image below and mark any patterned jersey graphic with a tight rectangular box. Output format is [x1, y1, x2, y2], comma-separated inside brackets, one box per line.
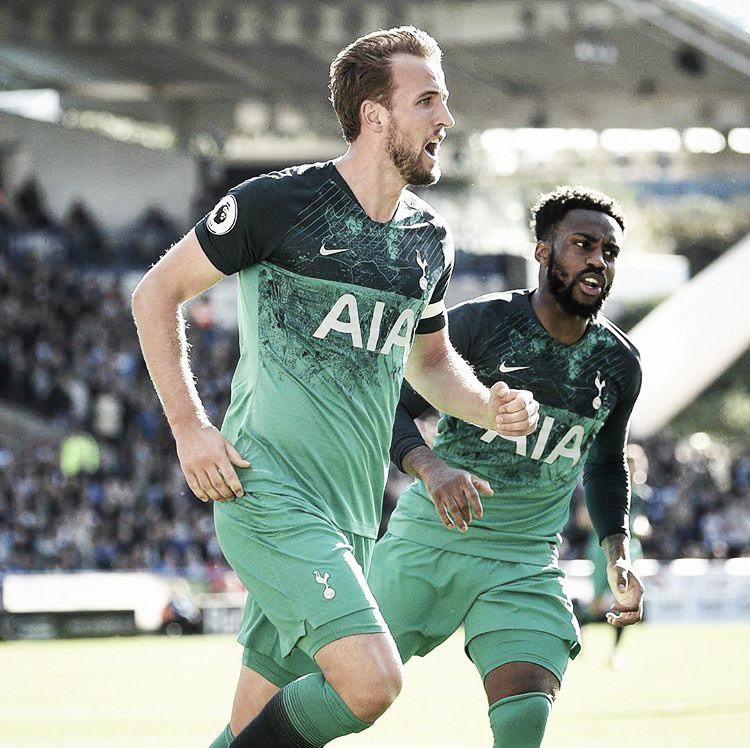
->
[194, 161, 453, 539]
[276, 181, 448, 297]
[388, 289, 641, 563]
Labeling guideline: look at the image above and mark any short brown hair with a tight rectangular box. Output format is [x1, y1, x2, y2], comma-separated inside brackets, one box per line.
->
[329, 26, 442, 143]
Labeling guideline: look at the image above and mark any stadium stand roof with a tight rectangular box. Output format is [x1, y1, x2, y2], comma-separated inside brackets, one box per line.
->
[1, 0, 749, 161]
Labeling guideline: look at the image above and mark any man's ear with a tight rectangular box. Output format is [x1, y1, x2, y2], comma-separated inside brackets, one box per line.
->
[360, 100, 385, 133]
[535, 239, 550, 266]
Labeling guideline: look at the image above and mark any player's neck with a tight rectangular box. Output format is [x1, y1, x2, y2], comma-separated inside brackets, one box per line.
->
[335, 148, 406, 223]
[531, 289, 590, 345]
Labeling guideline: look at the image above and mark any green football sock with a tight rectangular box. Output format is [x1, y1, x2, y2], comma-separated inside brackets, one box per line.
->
[282, 673, 372, 745]
[229, 673, 372, 747]
[488, 691, 553, 748]
[207, 722, 233, 748]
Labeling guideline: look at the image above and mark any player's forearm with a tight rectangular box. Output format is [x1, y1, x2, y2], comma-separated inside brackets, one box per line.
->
[131, 281, 210, 435]
[601, 532, 644, 617]
[583, 448, 630, 542]
[401, 444, 447, 481]
[405, 345, 491, 430]
[390, 400, 429, 472]
[601, 532, 631, 565]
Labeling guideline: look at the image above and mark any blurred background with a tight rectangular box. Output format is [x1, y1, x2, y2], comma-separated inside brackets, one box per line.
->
[1, 0, 749, 639]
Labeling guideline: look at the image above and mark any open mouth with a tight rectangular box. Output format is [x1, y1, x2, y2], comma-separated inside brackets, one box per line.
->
[424, 137, 441, 159]
[579, 273, 605, 296]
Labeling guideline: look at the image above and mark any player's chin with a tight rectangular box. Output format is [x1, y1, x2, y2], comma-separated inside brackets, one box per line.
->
[418, 153, 441, 184]
[574, 287, 607, 314]
[415, 168, 440, 187]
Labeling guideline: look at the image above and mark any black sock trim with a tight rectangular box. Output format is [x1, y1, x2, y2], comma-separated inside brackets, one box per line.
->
[230, 691, 316, 748]
[267, 691, 318, 748]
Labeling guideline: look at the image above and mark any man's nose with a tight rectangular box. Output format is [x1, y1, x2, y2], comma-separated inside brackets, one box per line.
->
[588, 244, 607, 268]
[438, 99, 455, 129]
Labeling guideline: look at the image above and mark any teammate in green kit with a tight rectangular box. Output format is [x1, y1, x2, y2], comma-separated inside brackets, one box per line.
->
[131, 26, 539, 748]
[369, 185, 646, 748]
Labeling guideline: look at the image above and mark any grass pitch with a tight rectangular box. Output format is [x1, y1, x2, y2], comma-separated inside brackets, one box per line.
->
[1, 623, 747, 748]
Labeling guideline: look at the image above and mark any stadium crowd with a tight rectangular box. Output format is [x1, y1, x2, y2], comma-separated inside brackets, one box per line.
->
[1, 180, 749, 576]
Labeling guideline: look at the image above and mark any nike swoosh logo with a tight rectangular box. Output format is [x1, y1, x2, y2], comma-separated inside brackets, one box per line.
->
[498, 361, 530, 373]
[399, 221, 432, 230]
[320, 244, 350, 256]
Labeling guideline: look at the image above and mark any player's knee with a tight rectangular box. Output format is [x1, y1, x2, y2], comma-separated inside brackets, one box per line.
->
[358, 663, 403, 720]
[317, 631, 404, 721]
[489, 691, 552, 748]
[340, 658, 403, 722]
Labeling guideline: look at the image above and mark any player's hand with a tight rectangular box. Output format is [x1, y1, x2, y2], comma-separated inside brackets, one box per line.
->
[422, 463, 493, 533]
[174, 422, 251, 502]
[605, 562, 645, 627]
[491, 381, 540, 437]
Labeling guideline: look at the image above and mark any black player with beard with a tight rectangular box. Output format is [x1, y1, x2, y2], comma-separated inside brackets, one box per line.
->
[371, 184, 641, 748]
[546, 248, 611, 319]
[532, 185, 623, 340]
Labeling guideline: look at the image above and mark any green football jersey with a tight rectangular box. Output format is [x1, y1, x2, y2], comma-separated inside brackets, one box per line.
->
[195, 161, 453, 538]
[388, 289, 642, 563]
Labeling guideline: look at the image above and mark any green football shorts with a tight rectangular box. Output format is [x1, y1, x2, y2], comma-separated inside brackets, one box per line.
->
[214, 491, 388, 686]
[368, 532, 581, 683]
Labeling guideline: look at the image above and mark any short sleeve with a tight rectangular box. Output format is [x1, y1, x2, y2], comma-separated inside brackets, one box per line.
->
[194, 175, 283, 275]
[416, 223, 454, 334]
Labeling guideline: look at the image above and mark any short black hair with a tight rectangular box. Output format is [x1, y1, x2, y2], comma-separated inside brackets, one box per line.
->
[530, 185, 625, 241]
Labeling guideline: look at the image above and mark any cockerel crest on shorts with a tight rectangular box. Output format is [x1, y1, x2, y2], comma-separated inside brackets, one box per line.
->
[313, 570, 336, 599]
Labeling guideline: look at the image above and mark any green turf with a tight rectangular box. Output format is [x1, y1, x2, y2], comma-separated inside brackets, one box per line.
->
[1, 623, 747, 747]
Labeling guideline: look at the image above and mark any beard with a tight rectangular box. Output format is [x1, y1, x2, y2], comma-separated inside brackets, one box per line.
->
[547, 250, 610, 319]
[386, 120, 439, 186]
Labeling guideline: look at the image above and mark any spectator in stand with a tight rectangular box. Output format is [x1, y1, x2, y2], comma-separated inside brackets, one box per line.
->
[0, 187, 18, 237]
[0, 250, 238, 574]
[125, 205, 180, 266]
[59, 426, 101, 478]
[14, 177, 56, 229]
[64, 199, 106, 264]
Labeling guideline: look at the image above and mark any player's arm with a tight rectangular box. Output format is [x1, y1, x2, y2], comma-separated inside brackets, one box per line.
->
[131, 229, 250, 503]
[405, 326, 539, 436]
[583, 368, 644, 627]
[406, 231, 537, 436]
[600, 531, 644, 627]
[391, 382, 491, 532]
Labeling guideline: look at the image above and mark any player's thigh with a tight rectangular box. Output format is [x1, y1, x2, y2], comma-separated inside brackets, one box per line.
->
[369, 532, 478, 662]
[216, 494, 384, 659]
[240, 605, 318, 688]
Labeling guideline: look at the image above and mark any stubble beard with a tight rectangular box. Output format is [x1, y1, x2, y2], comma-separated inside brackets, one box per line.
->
[386, 120, 439, 186]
